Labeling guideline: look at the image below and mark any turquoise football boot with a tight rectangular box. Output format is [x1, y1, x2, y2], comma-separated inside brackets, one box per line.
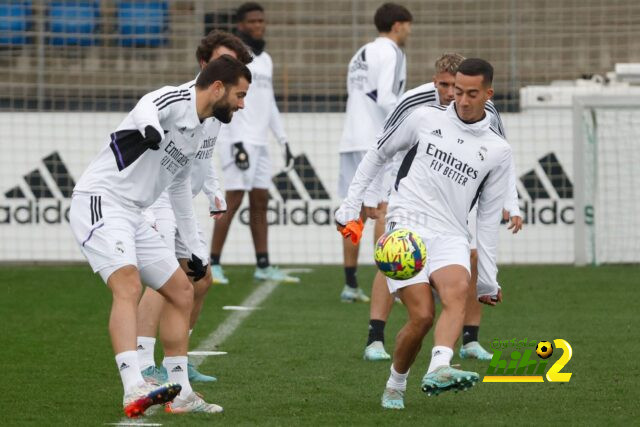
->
[421, 365, 479, 396]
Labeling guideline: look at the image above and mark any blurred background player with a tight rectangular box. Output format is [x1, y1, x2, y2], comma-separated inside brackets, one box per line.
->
[361, 53, 523, 361]
[68, 57, 251, 416]
[136, 31, 252, 386]
[337, 2, 412, 302]
[336, 58, 511, 409]
[210, 2, 299, 284]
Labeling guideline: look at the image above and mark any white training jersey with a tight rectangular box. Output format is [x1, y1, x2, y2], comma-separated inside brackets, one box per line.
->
[363, 82, 520, 218]
[73, 84, 210, 260]
[339, 37, 407, 153]
[149, 79, 224, 214]
[336, 102, 513, 297]
[217, 51, 286, 166]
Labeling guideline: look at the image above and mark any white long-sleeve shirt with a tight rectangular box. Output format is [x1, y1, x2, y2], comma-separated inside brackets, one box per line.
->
[217, 51, 286, 166]
[339, 37, 406, 153]
[362, 82, 520, 218]
[336, 102, 513, 298]
[74, 84, 209, 260]
[149, 79, 224, 214]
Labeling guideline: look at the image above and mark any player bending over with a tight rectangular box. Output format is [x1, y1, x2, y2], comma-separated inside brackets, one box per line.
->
[69, 56, 250, 416]
[336, 58, 509, 409]
[361, 53, 522, 362]
[136, 30, 252, 388]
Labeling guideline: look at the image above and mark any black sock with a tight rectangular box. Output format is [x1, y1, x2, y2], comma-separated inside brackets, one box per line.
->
[211, 254, 221, 265]
[462, 325, 479, 345]
[367, 319, 386, 346]
[256, 252, 269, 269]
[344, 267, 357, 288]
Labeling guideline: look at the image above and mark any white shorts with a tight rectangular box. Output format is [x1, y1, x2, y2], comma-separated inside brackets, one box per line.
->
[338, 150, 366, 199]
[223, 144, 272, 191]
[380, 169, 395, 203]
[70, 193, 179, 289]
[468, 205, 478, 250]
[385, 222, 471, 294]
[144, 203, 209, 263]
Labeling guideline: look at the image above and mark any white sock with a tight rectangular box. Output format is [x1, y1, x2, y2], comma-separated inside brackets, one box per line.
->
[189, 329, 193, 337]
[136, 336, 156, 371]
[115, 351, 145, 393]
[427, 346, 454, 374]
[163, 356, 193, 398]
[386, 364, 409, 391]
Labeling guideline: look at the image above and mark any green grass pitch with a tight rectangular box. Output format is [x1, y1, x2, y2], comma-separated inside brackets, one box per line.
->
[1, 264, 638, 425]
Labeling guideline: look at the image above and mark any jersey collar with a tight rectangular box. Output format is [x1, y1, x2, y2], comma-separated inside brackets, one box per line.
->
[446, 102, 490, 136]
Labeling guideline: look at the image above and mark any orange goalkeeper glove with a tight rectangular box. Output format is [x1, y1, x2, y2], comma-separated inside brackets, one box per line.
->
[337, 219, 364, 245]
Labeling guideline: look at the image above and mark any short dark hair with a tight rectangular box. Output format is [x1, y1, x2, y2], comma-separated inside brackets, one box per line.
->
[195, 30, 253, 66]
[374, 3, 412, 33]
[457, 58, 494, 86]
[195, 55, 252, 89]
[235, 2, 264, 22]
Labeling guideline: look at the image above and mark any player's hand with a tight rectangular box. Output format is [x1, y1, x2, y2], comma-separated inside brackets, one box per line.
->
[210, 196, 227, 220]
[232, 142, 250, 170]
[186, 254, 207, 282]
[508, 215, 523, 234]
[283, 142, 295, 172]
[142, 125, 162, 150]
[364, 206, 379, 219]
[337, 219, 364, 245]
[479, 289, 503, 306]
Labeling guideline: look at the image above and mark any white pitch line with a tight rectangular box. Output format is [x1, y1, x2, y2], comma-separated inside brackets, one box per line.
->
[190, 279, 279, 368]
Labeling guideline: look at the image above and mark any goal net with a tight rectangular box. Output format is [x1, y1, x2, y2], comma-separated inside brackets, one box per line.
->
[573, 96, 640, 265]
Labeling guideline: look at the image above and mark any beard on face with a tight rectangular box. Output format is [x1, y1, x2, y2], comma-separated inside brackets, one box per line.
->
[212, 100, 234, 123]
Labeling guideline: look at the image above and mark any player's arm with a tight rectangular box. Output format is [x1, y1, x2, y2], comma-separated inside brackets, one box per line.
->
[476, 147, 513, 305]
[129, 87, 176, 143]
[268, 94, 295, 171]
[202, 158, 226, 219]
[375, 46, 400, 115]
[503, 158, 522, 233]
[335, 109, 422, 227]
[168, 167, 208, 280]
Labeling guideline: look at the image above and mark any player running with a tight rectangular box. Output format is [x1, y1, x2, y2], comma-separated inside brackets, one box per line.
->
[135, 30, 252, 388]
[336, 58, 510, 409]
[361, 53, 522, 362]
[69, 56, 251, 416]
[338, 2, 412, 302]
[210, 2, 299, 284]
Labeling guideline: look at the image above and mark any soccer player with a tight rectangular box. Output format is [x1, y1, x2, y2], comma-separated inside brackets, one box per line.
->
[361, 53, 523, 362]
[336, 58, 510, 409]
[210, 2, 298, 284]
[135, 31, 252, 386]
[69, 56, 251, 416]
[338, 2, 412, 302]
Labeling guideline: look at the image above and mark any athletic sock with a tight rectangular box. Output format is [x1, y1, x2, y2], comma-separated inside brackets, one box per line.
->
[256, 252, 269, 269]
[462, 325, 479, 345]
[345, 266, 358, 289]
[136, 336, 156, 371]
[367, 319, 386, 346]
[386, 364, 409, 391]
[163, 356, 193, 398]
[188, 329, 193, 337]
[427, 346, 454, 374]
[210, 254, 221, 265]
[116, 350, 145, 393]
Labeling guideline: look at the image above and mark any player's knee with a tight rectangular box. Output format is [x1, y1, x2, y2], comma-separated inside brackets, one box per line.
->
[410, 311, 434, 334]
[166, 274, 194, 312]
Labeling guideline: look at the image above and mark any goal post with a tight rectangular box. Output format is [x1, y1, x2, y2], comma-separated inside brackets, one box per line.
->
[573, 95, 640, 266]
